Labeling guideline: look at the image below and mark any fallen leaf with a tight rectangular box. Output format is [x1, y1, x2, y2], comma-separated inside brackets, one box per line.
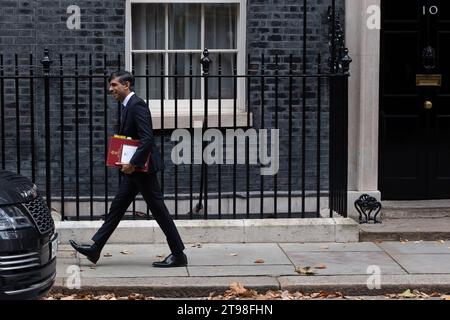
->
[295, 266, 316, 275]
[314, 264, 327, 269]
[156, 254, 165, 258]
[120, 250, 132, 255]
[229, 253, 238, 256]
[103, 253, 112, 257]
[191, 243, 202, 248]
[398, 289, 416, 298]
[128, 293, 146, 300]
[429, 292, 442, 297]
[319, 245, 329, 250]
[442, 295, 450, 300]
[223, 282, 257, 299]
[437, 240, 445, 244]
[90, 265, 96, 270]
[254, 259, 265, 264]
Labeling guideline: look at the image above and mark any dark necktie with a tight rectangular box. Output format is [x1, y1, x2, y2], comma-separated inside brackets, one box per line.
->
[121, 103, 126, 121]
[120, 104, 126, 133]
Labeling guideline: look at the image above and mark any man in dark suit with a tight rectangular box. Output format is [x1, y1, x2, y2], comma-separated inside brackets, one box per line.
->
[70, 71, 187, 268]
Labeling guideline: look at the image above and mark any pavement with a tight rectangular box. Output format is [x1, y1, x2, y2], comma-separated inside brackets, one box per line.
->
[51, 240, 450, 297]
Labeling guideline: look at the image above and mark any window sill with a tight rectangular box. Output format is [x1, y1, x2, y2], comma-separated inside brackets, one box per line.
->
[148, 99, 252, 129]
[151, 110, 253, 130]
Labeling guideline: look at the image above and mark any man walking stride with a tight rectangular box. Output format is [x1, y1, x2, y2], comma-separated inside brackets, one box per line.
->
[70, 71, 187, 268]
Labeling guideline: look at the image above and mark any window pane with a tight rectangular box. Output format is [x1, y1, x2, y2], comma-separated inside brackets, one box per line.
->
[205, 4, 237, 49]
[169, 54, 201, 100]
[133, 53, 163, 100]
[169, 4, 201, 50]
[207, 53, 237, 99]
[132, 4, 165, 50]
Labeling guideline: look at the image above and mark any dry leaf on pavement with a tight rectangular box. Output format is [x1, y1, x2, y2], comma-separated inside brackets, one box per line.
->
[398, 289, 417, 298]
[314, 264, 327, 269]
[437, 240, 445, 244]
[442, 295, 450, 300]
[254, 259, 265, 264]
[103, 253, 112, 257]
[222, 282, 258, 299]
[295, 266, 316, 275]
[120, 250, 132, 255]
[229, 253, 238, 256]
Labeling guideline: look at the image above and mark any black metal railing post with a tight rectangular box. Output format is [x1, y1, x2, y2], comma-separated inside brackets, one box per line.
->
[14, 54, 20, 174]
[200, 48, 211, 219]
[41, 48, 53, 209]
[327, 3, 352, 217]
[59, 54, 65, 220]
[74, 54, 80, 219]
[0, 54, 4, 170]
[103, 54, 109, 218]
[89, 54, 94, 220]
[30, 54, 36, 183]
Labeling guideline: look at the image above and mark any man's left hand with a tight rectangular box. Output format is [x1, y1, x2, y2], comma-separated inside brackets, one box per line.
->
[116, 163, 136, 174]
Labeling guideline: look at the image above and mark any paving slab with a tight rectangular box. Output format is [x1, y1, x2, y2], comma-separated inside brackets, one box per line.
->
[377, 241, 450, 254]
[79, 257, 188, 277]
[85, 243, 174, 261]
[387, 254, 450, 274]
[188, 265, 296, 277]
[183, 243, 291, 266]
[284, 251, 407, 275]
[279, 242, 382, 252]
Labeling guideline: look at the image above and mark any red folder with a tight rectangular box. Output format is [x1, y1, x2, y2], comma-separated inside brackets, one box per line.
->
[106, 135, 150, 172]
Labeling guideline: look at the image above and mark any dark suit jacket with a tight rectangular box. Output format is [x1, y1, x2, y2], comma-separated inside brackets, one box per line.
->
[119, 94, 163, 173]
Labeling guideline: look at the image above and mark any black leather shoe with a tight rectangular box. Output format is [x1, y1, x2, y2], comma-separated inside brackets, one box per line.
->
[69, 240, 101, 264]
[152, 253, 187, 268]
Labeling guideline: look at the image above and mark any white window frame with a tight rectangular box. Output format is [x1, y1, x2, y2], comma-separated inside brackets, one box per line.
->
[125, 0, 248, 128]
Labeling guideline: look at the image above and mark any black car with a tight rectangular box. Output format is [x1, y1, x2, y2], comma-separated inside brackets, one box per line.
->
[0, 170, 58, 300]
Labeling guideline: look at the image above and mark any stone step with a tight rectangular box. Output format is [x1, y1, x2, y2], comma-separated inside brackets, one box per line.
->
[381, 200, 450, 219]
[359, 218, 450, 242]
[55, 217, 360, 244]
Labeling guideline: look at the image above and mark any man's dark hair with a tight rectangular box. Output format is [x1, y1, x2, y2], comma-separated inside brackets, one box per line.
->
[109, 70, 135, 88]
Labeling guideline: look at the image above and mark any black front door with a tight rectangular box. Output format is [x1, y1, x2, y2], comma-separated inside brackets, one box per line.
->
[380, 0, 450, 200]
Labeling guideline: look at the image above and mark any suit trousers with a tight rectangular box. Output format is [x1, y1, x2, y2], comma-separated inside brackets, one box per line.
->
[92, 172, 185, 254]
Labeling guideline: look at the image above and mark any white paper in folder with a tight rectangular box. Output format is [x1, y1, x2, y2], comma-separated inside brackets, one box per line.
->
[120, 145, 138, 164]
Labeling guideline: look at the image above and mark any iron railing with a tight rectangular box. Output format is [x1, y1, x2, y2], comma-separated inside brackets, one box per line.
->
[0, 4, 350, 221]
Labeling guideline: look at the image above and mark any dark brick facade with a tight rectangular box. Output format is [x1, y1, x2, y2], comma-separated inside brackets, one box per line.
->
[0, 0, 344, 210]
